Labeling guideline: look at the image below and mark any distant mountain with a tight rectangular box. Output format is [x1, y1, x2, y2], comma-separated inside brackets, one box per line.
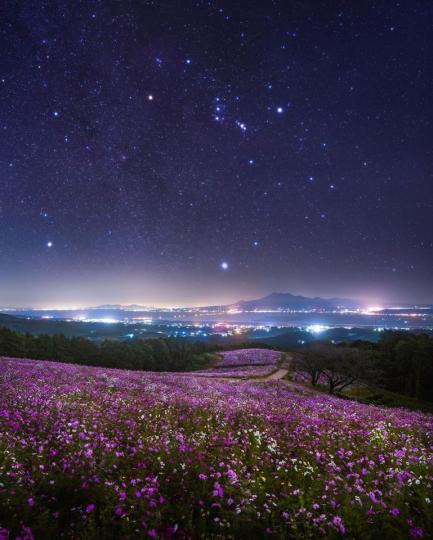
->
[91, 304, 151, 310]
[230, 292, 359, 311]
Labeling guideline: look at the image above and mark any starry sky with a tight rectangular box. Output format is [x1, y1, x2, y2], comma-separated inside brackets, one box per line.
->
[1, 0, 433, 308]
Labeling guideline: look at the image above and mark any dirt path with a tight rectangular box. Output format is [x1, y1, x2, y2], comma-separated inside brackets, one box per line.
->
[254, 368, 288, 381]
[195, 354, 292, 383]
[192, 353, 321, 394]
[192, 362, 320, 395]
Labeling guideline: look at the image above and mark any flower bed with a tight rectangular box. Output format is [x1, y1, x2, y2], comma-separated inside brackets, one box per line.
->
[216, 348, 282, 367]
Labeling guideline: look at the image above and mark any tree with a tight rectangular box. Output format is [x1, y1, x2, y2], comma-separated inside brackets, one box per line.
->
[0, 328, 26, 357]
[294, 343, 378, 394]
[292, 344, 328, 386]
[320, 348, 368, 394]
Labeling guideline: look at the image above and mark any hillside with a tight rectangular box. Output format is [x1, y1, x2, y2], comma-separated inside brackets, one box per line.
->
[0, 355, 432, 539]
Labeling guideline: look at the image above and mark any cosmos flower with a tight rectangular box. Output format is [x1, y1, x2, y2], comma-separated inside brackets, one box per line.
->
[0, 356, 431, 538]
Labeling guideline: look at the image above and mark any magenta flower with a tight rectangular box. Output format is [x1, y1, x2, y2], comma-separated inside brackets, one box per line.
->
[332, 516, 346, 535]
[1, 356, 432, 538]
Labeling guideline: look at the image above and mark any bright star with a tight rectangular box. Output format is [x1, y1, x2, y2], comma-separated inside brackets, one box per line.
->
[220, 261, 229, 270]
[147, 94, 154, 101]
[46, 241, 53, 248]
[235, 120, 247, 132]
[277, 107, 283, 113]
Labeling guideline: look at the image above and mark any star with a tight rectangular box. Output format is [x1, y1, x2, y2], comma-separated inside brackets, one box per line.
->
[1, 1, 430, 309]
[235, 120, 247, 132]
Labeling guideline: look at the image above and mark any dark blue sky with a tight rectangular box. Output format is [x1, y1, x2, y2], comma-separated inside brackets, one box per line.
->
[1, 0, 432, 307]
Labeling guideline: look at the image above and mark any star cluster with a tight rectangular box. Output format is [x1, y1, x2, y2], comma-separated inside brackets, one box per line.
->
[0, 0, 432, 306]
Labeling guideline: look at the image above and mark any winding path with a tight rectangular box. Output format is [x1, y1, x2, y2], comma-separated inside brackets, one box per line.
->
[194, 352, 321, 395]
[256, 368, 288, 381]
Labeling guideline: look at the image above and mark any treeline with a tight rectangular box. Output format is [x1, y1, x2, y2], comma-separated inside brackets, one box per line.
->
[0, 327, 272, 372]
[0, 327, 221, 371]
[351, 331, 433, 402]
[295, 331, 433, 402]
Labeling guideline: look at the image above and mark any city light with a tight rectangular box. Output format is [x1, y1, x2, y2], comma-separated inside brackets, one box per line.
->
[306, 324, 328, 334]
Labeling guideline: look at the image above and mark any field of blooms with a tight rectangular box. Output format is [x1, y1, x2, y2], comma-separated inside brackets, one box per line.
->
[191, 365, 277, 378]
[216, 348, 282, 367]
[1, 356, 433, 539]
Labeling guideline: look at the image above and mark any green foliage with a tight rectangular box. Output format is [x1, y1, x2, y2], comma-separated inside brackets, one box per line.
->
[295, 331, 433, 405]
[0, 327, 221, 372]
[344, 386, 433, 414]
[357, 331, 433, 402]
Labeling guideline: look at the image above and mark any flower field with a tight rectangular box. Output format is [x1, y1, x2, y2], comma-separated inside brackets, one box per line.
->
[1, 356, 433, 539]
[216, 348, 282, 367]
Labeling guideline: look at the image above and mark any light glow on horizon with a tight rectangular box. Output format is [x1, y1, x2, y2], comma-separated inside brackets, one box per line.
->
[306, 324, 329, 334]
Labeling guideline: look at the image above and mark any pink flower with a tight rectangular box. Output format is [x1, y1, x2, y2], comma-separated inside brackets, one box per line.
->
[369, 492, 379, 504]
[86, 504, 95, 514]
[226, 469, 238, 484]
[212, 482, 224, 497]
[198, 473, 207, 480]
[332, 516, 346, 535]
[27, 498, 34, 507]
[410, 528, 424, 538]
[390, 507, 400, 517]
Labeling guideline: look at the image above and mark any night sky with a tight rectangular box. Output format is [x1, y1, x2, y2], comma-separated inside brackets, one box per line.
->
[1, 1, 432, 308]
